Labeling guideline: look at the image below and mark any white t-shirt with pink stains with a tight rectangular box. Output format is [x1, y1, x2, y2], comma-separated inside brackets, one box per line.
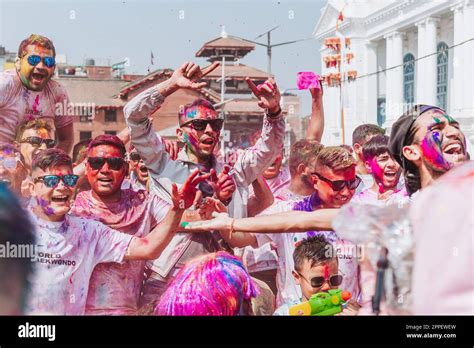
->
[26, 213, 133, 315]
[71, 189, 170, 315]
[0, 69, 73, 144]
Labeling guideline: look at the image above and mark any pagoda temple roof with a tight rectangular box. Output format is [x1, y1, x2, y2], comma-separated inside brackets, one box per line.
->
[196, 35, 255, 58]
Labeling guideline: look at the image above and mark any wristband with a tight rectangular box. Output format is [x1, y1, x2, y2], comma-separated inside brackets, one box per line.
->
[267, 106, 282, 119]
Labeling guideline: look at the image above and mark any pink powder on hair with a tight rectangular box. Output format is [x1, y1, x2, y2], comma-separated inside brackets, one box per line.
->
[155, 252, 258, 316]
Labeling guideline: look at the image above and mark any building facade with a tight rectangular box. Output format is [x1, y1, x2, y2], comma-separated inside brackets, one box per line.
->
[313, 0, 474, 146]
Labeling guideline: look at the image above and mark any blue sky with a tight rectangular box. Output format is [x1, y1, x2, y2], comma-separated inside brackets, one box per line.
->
[0, 0, 326, 114]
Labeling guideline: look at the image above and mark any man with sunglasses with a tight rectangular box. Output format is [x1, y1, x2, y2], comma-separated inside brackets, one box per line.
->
[274, 235, 359, 315]
[0, 34, 73, 153]
[124, 60, 285, 306]
[26, 147, 208, 315]
[70, 135, 181, 314]
[15, 118, 56, 174]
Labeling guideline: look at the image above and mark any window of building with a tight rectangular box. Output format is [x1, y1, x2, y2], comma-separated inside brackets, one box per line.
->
[377, 97, 386, 127]
[436, 42, 449, 111]
[104, 109, 117, 122]
[104, 130, 117, 135]
[403, 53, 415, 111]
[80, 131, 92, 141]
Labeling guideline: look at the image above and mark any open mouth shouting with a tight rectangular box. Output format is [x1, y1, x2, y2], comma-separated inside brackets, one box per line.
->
[200, 136, 216, 148]
[97, 177, 114, 188]
[443, 140, 464, 155]
[139, 165, 148, 175]
[383, 170, 398, 182]
[50, 194, 70, 204]
[30, 71, 47, 85]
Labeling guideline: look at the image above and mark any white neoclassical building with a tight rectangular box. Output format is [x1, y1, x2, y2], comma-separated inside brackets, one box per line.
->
[313, 0, 474, 145]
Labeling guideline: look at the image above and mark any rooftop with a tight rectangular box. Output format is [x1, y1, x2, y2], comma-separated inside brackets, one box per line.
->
[56, 78, 128, 107]
[196, 35, 255, 58]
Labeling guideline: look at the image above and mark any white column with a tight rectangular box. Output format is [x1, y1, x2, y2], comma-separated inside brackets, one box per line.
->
[392, 32, 404, 116]
[385, 31, 404, 127]
[365, 41, 378, 125]
[424, 17, 439, 106]
[463, 0, 474, 117]
[415, 20, 426, 103]
[451, 4, 464, 115]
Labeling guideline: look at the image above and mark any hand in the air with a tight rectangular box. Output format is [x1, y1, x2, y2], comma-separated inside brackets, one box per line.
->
[246, 77, 281, 114]
[170, 61, 220, 90]
[309, 81, 323, 101]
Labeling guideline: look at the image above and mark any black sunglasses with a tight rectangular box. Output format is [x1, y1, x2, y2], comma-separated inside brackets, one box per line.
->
[19, 136, 56, 149]
[180, 119, 224, 132]
[298, 272, 344, 288]
[87, 157, 125, 171]
[33, 174, 79, 188]
[312, 172, 362, 191]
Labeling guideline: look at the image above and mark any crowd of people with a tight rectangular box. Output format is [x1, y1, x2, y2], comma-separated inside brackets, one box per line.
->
[0, 34, 472, 316]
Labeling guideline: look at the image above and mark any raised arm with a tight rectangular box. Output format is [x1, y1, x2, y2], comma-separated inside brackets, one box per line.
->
[232, 77, 285, 187]
[124, 61, 219, 175]
[306, 85, 324, 142]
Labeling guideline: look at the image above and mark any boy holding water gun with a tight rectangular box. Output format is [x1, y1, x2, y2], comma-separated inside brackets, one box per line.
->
[274, 235, 360, 316]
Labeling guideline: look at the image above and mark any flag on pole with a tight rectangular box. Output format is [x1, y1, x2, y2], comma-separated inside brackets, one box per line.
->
[150, 50, 155, 66]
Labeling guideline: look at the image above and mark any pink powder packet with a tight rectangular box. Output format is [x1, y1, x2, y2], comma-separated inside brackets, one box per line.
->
[297, 72, 320, 90]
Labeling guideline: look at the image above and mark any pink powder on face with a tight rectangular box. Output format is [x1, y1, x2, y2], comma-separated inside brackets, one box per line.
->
[369, 159, 384, 181]
[297, 72, 320, 90]
[420, 131, 451, 171]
